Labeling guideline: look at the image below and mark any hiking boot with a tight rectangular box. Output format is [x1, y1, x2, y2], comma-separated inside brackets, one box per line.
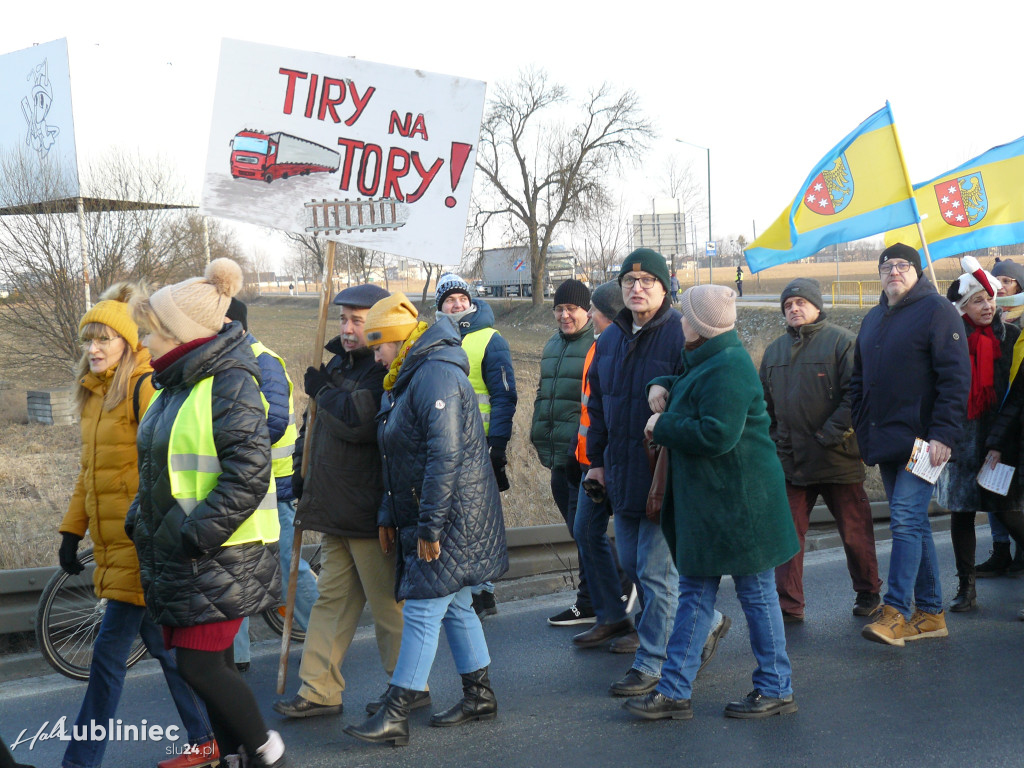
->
[904, 609, 949, 641]
[976, 542, 1012, 578]
[949, 575, 977, 613]
[547, 604, 596, 626]
[472, 591, 498, 618]
[853, 591, 881, 617]
[861, 605, 910, 647]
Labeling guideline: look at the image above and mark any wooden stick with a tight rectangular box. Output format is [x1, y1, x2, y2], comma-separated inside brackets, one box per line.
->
[277, 239, 336, 695]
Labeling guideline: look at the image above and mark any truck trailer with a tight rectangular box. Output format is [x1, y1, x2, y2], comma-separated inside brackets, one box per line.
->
[230, 130, 341, 183]
[481, 245, 576, 298]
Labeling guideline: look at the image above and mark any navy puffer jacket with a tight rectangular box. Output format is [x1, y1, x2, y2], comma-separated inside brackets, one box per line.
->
[127, 323, 280, 627]
[587, 298, 684, 516]
[851, 277, 970, 466]
[377, 318, 509, 600]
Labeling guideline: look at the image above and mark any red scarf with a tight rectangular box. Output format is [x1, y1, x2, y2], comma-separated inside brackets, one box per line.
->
[965, 317, 1000, 419]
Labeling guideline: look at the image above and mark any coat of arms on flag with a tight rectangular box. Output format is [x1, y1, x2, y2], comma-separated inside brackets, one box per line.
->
[803, 154, 854, 215]
[934, 173, 988, 228]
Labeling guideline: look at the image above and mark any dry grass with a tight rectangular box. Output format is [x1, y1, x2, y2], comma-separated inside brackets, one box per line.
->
[1, 295, 886, 570]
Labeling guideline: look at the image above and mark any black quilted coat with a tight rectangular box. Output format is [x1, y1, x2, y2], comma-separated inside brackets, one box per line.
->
[377, 319, 509, 601]
[126, 323, 281, 627]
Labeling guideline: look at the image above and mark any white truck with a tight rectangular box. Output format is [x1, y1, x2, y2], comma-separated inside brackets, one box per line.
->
[481, 245, 576, 298]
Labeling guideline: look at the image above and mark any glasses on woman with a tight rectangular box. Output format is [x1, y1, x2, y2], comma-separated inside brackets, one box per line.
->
[879, 262, 912, 275]
[622, 275, 658, 289]
[80, 335, 116, 350]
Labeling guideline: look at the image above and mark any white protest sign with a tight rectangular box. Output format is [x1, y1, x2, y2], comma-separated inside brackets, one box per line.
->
[0, 38, 80, 201]
[201, 39, 486, 261]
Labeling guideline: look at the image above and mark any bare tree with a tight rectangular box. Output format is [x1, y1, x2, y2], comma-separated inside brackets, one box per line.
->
[571, 194, 631, 285]
[0, 149, 241, 371]
[476, 68, 654, 305]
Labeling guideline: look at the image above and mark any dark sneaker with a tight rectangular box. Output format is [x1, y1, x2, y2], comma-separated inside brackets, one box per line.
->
[853, 591, 882, 617]
[472, 591, 498, 617]
[699, 614, 731, 673]
[272, 694, 342, 718]
[623, 691, 693, 720]
[548, 604, 596, 626]
[724, 690, 798, 719]
[609, 668, 660, 697]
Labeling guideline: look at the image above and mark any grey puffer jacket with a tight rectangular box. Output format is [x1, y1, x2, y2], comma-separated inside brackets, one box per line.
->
[127, 323, 280, 627]
[377, 318, 509, 601]
[759, 315, 865, 485]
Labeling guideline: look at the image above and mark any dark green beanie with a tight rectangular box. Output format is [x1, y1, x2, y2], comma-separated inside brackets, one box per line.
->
[618, 248, 670, 292]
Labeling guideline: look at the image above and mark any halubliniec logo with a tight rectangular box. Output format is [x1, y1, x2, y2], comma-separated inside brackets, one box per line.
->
[803, 154, 854, 215]
[9, 717, 181, 753]
[934, 173, 988, 228]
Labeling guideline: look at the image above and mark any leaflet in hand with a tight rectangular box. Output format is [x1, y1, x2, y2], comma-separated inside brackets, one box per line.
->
[977, 461, 1015, 496]
[905, 438, 948, 484]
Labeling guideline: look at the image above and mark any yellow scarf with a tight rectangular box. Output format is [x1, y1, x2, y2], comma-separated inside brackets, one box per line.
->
[382, 322, 429, 391]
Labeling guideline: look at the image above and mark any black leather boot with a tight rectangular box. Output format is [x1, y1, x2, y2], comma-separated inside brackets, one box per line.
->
[950, 574, 977, 612]
[343, 685, 416, 746]
[977, 541, 1012, 577]
[429, 667, 497, 727]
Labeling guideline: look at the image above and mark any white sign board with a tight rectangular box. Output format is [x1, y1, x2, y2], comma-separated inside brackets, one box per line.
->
[201, 39, 486, 261]
[705, 241, 717, 256]
[0, 38, 80, 201]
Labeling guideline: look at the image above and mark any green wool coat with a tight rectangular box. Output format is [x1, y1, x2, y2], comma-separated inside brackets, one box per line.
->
[650, 330, 798, 578]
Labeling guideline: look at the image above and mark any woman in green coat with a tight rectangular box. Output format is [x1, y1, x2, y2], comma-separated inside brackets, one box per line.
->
[625, 284, 799, 723]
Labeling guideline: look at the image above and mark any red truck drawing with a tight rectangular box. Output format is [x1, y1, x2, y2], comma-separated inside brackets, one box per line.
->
[229, 129, 341, 183]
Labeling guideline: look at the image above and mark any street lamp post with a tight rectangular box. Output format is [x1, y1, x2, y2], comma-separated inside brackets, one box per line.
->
[675, 138, 711, 284]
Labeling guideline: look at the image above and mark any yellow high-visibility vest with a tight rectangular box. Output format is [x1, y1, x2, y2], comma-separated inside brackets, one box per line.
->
[250, 340, 297, 479]
[150, 377, 279, 546]
[461, 328, 496, 435]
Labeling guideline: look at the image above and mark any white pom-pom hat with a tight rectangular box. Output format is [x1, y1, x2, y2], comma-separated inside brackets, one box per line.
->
[149, 258, 244, 342]
[947, 255, 999, 315]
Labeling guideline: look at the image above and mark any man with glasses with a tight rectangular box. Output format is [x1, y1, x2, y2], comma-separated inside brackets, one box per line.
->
[585, 249, 730, 697]
[852, 243, 969, 646]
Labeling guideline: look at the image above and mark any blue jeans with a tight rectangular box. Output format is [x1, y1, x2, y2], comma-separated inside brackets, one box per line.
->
[989, 512, 1011, 544]
[573, 479, 627, 625]
[471, 582, 494, 596]
[613, 512, 678, 677]
[878, 462, 942, 616]
[390, 587, 490, 691]
[62, 600, 212, 768]
[658, 569, 792, 700]
[234, 498, 319, 663]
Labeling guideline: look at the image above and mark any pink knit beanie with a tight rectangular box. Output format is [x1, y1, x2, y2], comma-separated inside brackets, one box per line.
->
[680, 284, 737, 338]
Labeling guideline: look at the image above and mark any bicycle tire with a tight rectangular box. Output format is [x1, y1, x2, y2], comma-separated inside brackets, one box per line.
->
[261, 542, 322, 642]
[35, 548, 147, 681]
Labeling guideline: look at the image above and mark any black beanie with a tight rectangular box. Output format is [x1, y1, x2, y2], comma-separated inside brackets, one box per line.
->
[226, 297, 248, 331]
[553, 278, 591, 310]
[879, 243, 923, 277]
[779, 278, 823, 313]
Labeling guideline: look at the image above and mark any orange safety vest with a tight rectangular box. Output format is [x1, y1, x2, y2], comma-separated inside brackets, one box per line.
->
[575, 342, 596, 466]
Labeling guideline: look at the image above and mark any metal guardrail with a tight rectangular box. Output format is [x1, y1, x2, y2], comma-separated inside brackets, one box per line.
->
[0, 500, 923, 639]
[831, 280, 953, 307]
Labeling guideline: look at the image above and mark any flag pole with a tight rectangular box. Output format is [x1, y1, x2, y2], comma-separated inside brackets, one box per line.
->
[888, 101, 939, 284]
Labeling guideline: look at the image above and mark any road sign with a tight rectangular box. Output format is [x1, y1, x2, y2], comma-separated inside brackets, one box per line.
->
[705, 242, 717, 256]
[512, 259, 525, 271]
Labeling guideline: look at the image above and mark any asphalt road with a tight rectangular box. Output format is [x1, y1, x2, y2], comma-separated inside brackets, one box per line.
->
[3, 530, 1024, 768]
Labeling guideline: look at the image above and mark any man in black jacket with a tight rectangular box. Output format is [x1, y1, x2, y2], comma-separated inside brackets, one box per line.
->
[760, 278, 881, 623]
[274, 285, 422, 718]
[851, 244, 969, 647]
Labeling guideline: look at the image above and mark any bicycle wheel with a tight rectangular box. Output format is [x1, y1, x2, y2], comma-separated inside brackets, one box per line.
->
[35, 548, 147, 681]
[261, 541, 322, 642]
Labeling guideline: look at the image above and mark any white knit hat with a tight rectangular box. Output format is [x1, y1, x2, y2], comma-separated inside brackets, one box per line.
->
[149, 258, 243, 342]
[680, 284, 737, 338]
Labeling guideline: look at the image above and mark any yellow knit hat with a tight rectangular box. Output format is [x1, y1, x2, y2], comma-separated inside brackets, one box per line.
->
[364, 292, 420, 347]
[79, 284, 142, 351]
[149, 258, 243, 343]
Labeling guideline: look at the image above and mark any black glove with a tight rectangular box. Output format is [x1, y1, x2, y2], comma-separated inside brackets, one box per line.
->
[292, 469, 304, 501]
[490, 446, 510, 492]
[303, 365, 329, 398]
[59, 533, 84, 575]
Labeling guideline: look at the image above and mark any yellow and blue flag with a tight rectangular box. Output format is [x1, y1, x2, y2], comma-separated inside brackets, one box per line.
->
[745, 103, 919, 274]
[885, 136, 1024, 260]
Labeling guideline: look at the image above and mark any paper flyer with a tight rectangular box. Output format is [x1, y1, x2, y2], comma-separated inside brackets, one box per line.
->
[905, 438, 948, 485]
[977, 461, 1015, 496]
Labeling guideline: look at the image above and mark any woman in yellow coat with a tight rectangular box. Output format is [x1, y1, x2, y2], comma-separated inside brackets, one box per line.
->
[59, 284, 216, 768]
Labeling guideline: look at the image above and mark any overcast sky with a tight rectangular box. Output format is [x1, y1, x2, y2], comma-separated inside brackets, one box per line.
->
[4, 0, 1022, 268]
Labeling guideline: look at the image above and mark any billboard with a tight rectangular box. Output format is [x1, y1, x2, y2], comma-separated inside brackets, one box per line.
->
[201, 39, 486, 262]
[0, 38, 81, 202]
